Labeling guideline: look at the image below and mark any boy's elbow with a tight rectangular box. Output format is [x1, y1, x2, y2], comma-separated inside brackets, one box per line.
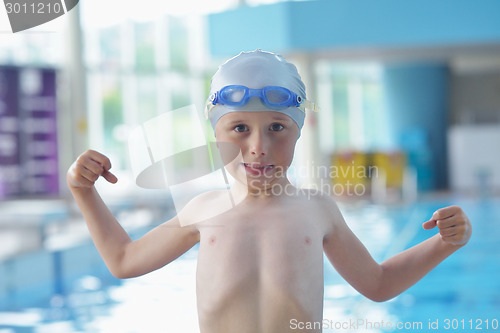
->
[110, 268, 131, 280]
[106, 257, 137, 279]
[109, 263, 146, 279]
[107, 264, 130, 279]
[106, 247, 139, 279]
[365, 292, 394, 303]
[361, 271, 397, 302]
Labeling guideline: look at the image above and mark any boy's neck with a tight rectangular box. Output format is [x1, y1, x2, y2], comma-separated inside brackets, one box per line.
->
[230, 176, 294, 201]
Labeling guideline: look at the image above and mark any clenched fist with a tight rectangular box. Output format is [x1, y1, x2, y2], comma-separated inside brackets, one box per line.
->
[422, 205, 472, 246]
[67, 150, 118, 189]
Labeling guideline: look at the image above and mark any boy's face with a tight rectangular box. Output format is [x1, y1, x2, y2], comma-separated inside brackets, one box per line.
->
[214, 111, 299, 189]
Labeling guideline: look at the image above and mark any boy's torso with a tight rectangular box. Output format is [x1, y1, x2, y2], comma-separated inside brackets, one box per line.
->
[193, 191, 333, 333]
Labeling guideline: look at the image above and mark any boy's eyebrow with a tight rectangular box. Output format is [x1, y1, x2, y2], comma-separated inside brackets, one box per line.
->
[271, 115, 292, 122]
[227, 119, 246, 125]
[225, 116, 291, 125]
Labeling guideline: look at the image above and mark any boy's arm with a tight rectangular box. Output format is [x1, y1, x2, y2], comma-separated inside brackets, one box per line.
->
[67, 150, 199, 279]
[323, 200, 471, 302]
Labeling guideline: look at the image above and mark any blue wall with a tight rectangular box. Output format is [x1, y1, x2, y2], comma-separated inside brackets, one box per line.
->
[382, 62, 449, 190]
[209, 0, 500, 57]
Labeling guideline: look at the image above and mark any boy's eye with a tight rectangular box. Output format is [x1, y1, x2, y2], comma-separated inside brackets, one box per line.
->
[270, 123, 284, 131]
[234, 124, 248, 132]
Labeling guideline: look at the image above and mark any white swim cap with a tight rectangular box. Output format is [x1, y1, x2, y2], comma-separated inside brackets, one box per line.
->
[207, 50, 313, 133]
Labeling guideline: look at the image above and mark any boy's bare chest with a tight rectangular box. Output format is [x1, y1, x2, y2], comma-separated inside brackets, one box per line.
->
[196, 202, 325, 281]
[195, 202, 326, 321]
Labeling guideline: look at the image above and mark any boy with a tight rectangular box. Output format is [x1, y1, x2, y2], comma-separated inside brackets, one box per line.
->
[67, 50, 472, 333]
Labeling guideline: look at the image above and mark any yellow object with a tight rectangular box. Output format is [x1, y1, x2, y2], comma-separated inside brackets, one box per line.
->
[372, 152, 406, 188]
[77, 118, 88, 133]
[330, 151, 368, 188]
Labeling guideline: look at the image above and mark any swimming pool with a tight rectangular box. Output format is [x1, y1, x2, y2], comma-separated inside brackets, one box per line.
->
[0, 196, 498, 332]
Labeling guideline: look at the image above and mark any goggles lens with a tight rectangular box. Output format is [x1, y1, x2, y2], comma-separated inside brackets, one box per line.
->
[220, 86, 247, 104]
[264, 87, 291, 105]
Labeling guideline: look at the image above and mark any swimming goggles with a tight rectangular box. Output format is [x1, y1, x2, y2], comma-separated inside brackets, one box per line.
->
[205, 85, 318, 118]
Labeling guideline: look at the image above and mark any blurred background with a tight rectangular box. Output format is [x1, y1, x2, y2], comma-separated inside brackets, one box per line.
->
[0, 0, 499, 332]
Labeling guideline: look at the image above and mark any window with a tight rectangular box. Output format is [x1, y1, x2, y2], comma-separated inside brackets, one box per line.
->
[316, 62, 388, 154]
[82, 12, 216, 175]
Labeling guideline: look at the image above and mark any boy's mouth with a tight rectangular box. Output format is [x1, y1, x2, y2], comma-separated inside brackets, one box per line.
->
[242, 163, 274, 176]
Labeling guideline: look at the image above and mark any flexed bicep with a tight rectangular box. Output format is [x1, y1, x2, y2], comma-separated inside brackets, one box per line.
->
[322, 199, 382, 301]
[119, 216, 200, 278]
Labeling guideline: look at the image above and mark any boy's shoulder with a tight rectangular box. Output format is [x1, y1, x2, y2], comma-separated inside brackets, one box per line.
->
[176, 189, 235, 227]
[285, 187, 344, 235]
[295, 187, 344, 217]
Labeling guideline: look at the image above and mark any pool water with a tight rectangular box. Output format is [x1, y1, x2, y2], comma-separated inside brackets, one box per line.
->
[0, 196, 498, 332]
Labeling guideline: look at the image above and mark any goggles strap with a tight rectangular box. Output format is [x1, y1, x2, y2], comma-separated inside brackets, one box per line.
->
[297, 99, 319, 113]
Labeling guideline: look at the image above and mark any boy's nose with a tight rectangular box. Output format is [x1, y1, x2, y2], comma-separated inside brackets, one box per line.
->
[251, 150, 266, 156]
[249, 132, 268, 156]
